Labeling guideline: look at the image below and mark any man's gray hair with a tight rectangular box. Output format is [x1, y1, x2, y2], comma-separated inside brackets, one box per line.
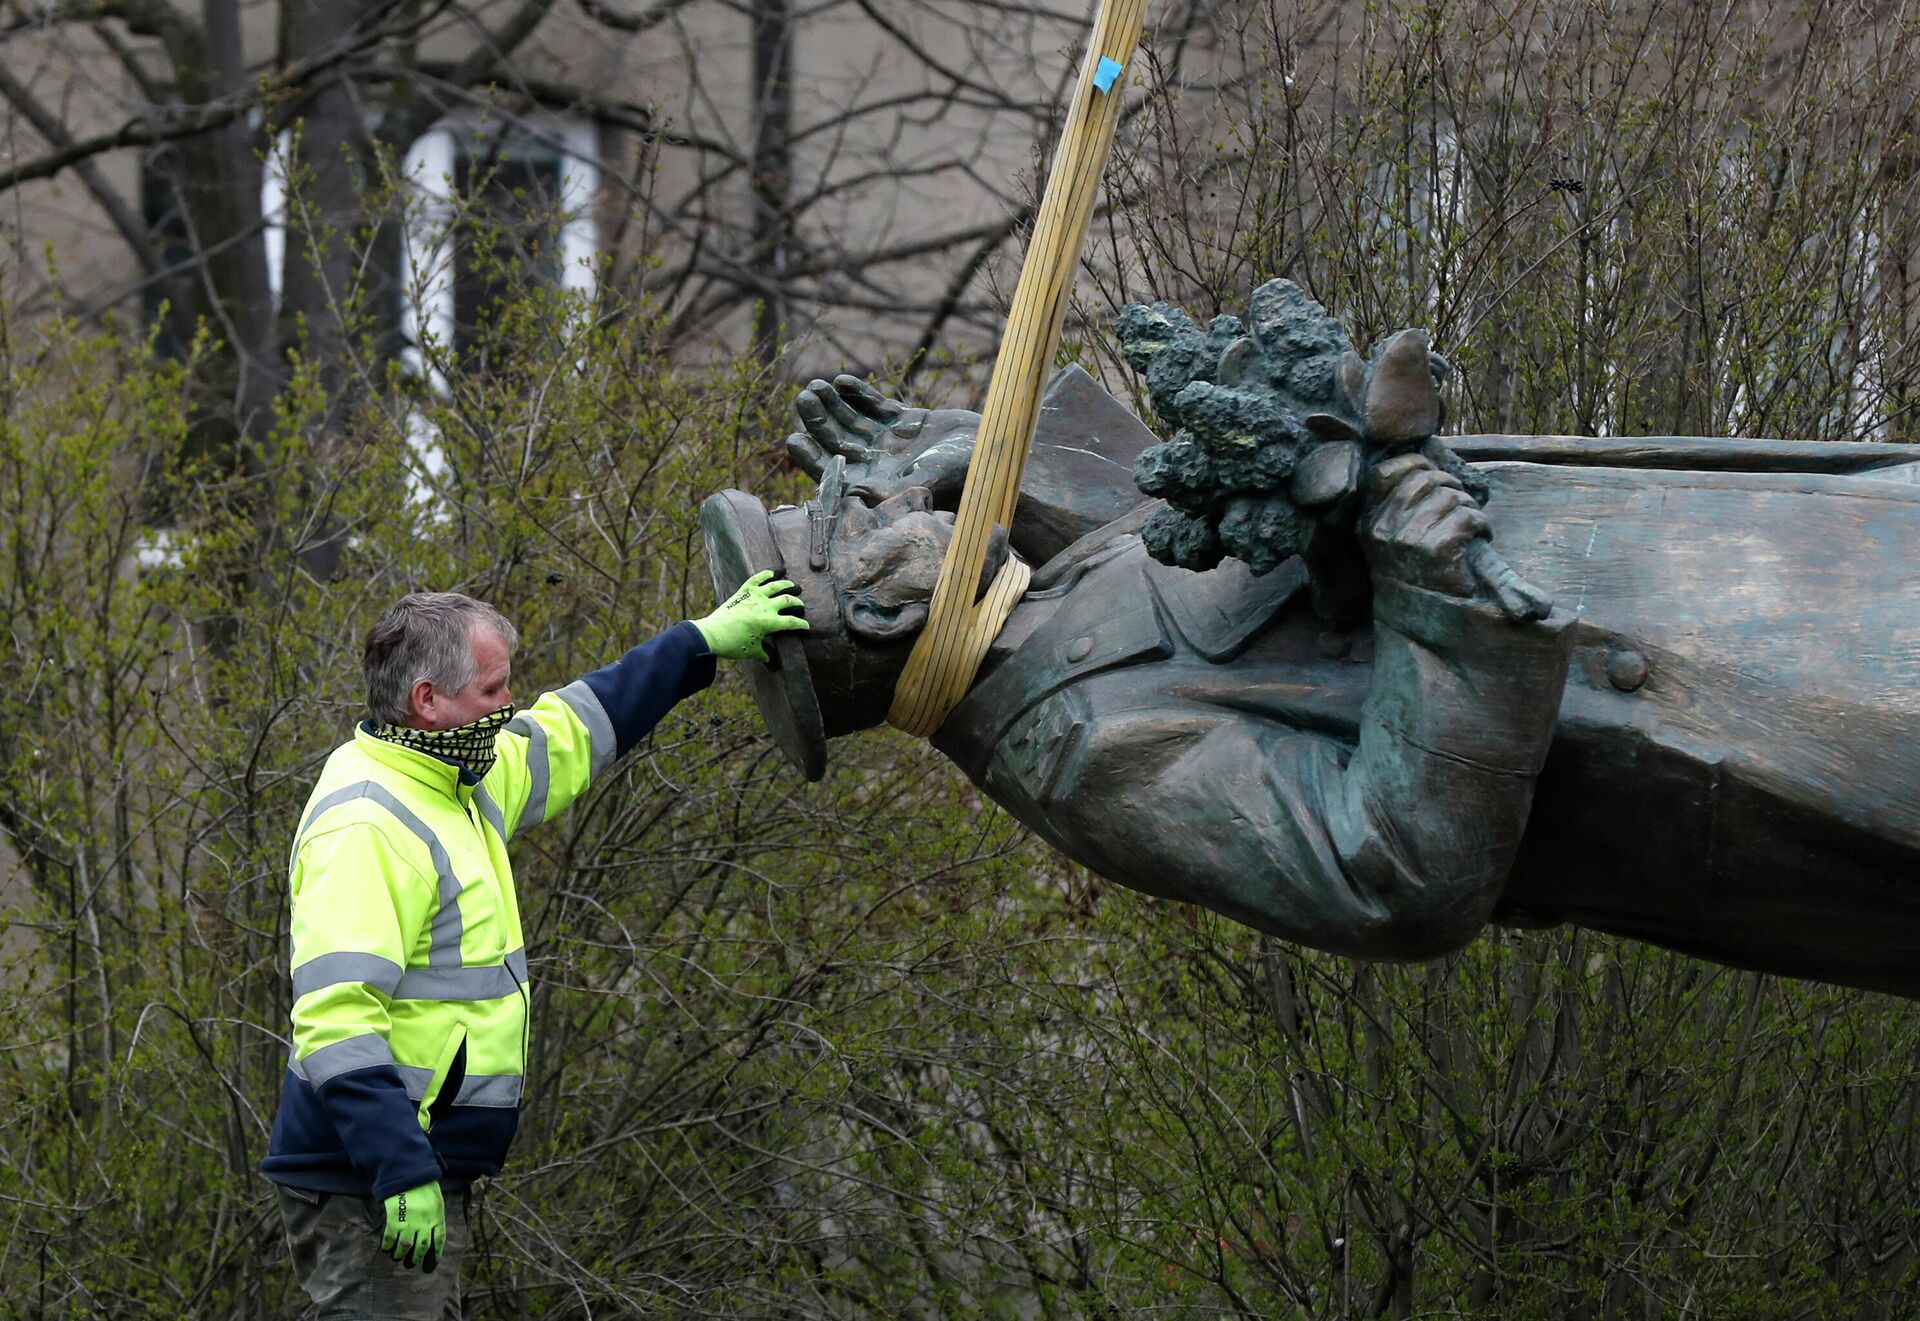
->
[364, 592, 520, 725]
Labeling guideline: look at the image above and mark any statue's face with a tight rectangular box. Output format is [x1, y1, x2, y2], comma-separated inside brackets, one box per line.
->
[830, 487, 1008, 641]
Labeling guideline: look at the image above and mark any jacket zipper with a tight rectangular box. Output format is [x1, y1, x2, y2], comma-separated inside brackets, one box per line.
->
[467, 799, 531, 1099]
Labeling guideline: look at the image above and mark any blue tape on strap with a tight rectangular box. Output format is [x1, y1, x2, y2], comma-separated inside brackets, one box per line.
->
[1092, 55, 1124, 93]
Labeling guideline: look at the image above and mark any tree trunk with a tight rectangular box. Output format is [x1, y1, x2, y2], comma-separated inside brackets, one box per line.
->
[277, 0, 376, 383]
[749, 0, 795, 367]
[172, 0, 282, 474]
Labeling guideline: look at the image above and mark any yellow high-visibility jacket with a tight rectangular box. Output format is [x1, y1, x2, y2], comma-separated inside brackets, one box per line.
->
[263, 624, 714, 1198]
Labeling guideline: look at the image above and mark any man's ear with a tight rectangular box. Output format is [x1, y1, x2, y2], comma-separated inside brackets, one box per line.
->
[845, 597, 928, 642]
[408, 676, 437, 727]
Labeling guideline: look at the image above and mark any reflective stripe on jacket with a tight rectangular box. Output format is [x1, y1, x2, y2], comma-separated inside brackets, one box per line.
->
[263, 622, 715, 1198]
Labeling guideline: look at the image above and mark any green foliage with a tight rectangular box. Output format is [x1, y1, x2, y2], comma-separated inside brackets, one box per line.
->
[8, 318, 1916, 1313]
[7, 2, 1920, 1315]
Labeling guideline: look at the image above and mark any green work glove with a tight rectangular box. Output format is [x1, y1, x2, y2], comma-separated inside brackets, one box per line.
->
[381, 1180, 446, 1273]
[692, 569, 809, 662]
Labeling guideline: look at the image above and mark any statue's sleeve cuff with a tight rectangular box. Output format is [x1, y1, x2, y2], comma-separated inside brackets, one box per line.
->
[1370, 575, 1573, 653]
[1364, 575, 1575, 776]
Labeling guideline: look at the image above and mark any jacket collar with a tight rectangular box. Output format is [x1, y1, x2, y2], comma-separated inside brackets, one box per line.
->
[353, 722, 479, 804]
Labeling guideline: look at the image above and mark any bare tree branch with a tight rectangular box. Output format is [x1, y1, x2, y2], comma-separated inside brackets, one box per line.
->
[373, 0, 557, 151]
[0, 61, 158, 273]
[849, 0, 1063, 114]
[574, 0, 700, 35]
[901, 205, 1028, 385]
[0, 3, 403, 193]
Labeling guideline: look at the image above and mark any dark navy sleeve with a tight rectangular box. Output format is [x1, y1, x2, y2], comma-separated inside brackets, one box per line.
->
[317, 1068, 444, 1200]
[580, 621, 718, 758]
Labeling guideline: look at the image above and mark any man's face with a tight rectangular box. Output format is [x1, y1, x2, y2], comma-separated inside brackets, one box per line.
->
[832, 487, 1008, 641]
[411, 625, 514, 730]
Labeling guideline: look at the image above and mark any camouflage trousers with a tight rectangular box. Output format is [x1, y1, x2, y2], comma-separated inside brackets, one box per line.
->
[276, 1184, 472, 1320]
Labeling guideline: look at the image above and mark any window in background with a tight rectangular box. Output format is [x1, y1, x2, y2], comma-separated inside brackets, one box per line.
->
[397, 115, 600, 505]
[451, 142, 564, 356]
[401, 114, 600, 386]
[246, 112, 600, 377]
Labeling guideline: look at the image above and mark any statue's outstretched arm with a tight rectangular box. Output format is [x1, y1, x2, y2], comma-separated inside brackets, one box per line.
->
[982, 455, 1573, 959]
[1008, 577, 1572, 959]
[783, 369, 1157, 564]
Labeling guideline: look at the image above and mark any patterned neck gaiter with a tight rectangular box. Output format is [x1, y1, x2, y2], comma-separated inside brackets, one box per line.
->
[370, 704, 516, 782]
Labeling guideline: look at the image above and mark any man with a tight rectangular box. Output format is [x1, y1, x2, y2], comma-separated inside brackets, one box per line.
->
[701, 337, 1920, 997]
[263, 575, 805, 1316]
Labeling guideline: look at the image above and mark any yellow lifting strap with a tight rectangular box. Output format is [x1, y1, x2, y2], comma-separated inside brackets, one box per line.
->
[887, 0, 1148, 738]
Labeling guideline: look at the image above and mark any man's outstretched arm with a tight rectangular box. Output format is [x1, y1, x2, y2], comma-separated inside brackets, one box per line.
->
[484, 576, 807, 838]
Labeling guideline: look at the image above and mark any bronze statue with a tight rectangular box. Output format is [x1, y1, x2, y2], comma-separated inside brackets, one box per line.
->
[703, 281, 1920, 999]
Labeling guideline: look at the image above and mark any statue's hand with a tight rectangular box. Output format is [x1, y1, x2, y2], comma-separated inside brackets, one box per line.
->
[1359, 453, 1488, 598]
[784, 375, 980, 506]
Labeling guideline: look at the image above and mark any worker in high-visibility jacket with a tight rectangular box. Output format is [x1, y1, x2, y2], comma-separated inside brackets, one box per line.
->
[263, 575, 803, 1313]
